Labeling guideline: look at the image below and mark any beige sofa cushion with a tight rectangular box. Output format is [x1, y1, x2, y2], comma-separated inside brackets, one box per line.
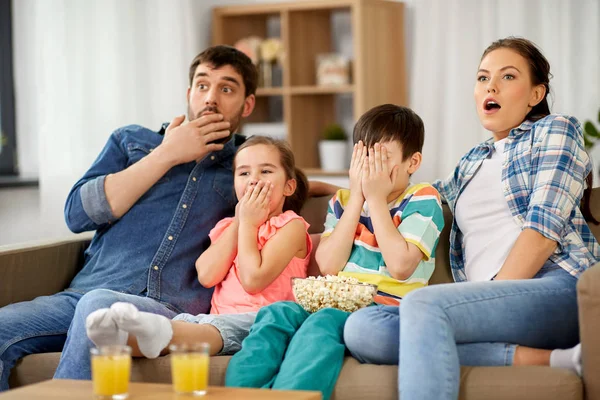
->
[10, 353, 582, 400]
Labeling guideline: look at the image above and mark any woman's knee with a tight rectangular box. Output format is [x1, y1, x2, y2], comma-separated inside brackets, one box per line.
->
[400, 287, 452, 330]
[402, 286, 447, 312]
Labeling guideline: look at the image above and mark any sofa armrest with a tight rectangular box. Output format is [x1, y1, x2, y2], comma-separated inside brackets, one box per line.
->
[0, 234, 92, 307]
[578, 265, 600, 400]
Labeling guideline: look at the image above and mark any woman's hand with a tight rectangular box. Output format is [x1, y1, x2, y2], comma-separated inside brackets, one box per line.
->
[238, 180, 273, 228]
[349, 141, 367, 201]
[362, 144, 398, 203]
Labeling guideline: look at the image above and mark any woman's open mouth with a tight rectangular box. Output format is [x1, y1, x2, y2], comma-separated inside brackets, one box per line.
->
[483, 98, 501, 115]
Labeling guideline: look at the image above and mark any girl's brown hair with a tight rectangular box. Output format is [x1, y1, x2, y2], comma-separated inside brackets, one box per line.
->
[234, 136, 308, 214]
[482, 37, 597, 224]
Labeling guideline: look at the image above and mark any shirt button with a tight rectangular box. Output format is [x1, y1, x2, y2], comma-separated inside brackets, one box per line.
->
[210, 156, 215, 161]
[149, 148, 154, 152]
[192, 177, 197, 182]
[182, 204, 187, 209]
[153, 266, 159, 271]
[168, 236, 173, 241]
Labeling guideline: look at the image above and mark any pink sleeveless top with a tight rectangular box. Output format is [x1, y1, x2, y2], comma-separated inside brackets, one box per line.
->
[209, 210, 312, 315]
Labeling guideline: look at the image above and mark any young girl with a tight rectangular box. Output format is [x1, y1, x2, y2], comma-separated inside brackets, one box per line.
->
[85, 136, 312, 358]
[343, 37, 599, 399]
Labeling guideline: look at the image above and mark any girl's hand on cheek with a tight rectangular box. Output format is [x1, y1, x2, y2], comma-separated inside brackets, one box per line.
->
[239, 181, 273, 228]
[234, 181, 252, 222]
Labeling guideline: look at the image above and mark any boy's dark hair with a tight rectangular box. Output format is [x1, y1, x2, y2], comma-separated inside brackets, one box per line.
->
[188, 45, 258, 98]
[352, 104, 424, 161]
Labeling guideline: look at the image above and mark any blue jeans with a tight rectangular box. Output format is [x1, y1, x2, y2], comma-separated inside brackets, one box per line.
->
[173, 312, 257, 355]
[0, 289, 177, 391]
[343, 265, 579, 400]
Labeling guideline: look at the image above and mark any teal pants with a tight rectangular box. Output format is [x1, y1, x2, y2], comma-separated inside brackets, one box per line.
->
[225, 301, 349, 400]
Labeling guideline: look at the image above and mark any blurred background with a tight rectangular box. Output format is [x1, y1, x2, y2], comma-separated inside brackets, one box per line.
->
[0, 0, 598, 246]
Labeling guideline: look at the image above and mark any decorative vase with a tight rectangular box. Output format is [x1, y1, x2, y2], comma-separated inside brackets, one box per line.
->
[318, 141, 349, 171]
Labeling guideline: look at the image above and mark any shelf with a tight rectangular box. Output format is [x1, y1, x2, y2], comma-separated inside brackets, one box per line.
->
[255, 85, 354, 97]
[290, 85, 354, 95]
[213, 0, 406, 174]
[256, 87, 285, 96]
[303, 168, 348, 177]
[214, 1, 357, 16]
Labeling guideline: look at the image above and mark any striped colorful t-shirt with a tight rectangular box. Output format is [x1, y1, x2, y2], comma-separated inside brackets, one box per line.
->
[323, 184, 444, 298]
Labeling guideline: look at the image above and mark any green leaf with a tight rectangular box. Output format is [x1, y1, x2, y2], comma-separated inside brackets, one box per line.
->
[322, 123, 347, 141]
[584, 121, 600, 138]
[584, 136, 595, 149]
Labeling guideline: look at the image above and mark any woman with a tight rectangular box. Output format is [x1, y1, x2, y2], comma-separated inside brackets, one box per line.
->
[343, 37, 599, 400]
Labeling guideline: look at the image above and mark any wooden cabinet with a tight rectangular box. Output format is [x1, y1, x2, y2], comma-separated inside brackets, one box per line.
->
[212, 0, 406, 175]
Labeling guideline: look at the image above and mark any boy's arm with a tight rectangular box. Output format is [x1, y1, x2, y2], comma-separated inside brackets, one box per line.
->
[362, 144, 442, 281]
[316, 143, 367, 275]
[315, 195, 364, 275]
[369, 198, 424, 280]
[196, 219, 239, 288]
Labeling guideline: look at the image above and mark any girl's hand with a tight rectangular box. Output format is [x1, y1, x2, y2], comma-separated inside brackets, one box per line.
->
[349, 141, 367, 201]
[234, 181, 252, 221]
[362, 144, 398, 202]
[239, 180, 273, 228]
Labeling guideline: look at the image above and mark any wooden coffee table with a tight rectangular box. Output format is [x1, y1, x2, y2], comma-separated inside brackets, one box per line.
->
[0, 379, 322, 399]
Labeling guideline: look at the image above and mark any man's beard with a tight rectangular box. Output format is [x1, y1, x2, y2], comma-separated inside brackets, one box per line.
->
[187, 105, 244, 145]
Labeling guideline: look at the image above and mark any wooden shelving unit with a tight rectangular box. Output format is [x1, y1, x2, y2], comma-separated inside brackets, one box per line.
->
[212, 0, 407, 173]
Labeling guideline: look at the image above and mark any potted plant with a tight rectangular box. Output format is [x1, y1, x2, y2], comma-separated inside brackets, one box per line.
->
[583, 108, 600, 185]
[319, 123, 349, 171]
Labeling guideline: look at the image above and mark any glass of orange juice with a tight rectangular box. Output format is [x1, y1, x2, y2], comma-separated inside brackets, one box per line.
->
[169, 343, 210, 396]
[90, 345, 132, 400]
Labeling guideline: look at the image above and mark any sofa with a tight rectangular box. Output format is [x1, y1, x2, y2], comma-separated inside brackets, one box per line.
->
[2, 191, 600, 400]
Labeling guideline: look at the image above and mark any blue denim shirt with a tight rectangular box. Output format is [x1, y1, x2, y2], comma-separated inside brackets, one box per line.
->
[64, 124, 244, 315]
[433, 114, 600, 282]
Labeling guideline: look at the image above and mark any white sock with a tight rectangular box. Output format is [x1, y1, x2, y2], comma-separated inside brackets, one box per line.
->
[86, 308, 128, 347]
[550, 344, 583, 376]
[109, 302, 173, 359]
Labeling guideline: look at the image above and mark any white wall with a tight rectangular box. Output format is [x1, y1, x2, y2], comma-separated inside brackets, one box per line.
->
[0, 188, 41, 245]
[5, 0, 210, 245]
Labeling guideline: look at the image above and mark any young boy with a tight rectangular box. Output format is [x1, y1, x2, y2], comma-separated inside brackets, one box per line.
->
[318, 104, 444, 304]
[224, 104, 444, 400]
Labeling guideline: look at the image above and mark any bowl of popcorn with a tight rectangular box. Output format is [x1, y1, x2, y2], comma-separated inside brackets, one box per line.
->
[291, 275, 378, 313]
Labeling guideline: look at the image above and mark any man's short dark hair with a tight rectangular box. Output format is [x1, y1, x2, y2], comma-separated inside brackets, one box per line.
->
[188, 45, 258, 98]
[353, 104, 424, 161]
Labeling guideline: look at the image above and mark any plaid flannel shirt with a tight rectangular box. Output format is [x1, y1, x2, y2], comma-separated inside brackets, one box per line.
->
[433, 114, 600, 282]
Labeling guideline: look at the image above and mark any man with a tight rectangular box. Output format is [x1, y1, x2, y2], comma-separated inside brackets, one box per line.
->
[0, 45, 333, 388]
